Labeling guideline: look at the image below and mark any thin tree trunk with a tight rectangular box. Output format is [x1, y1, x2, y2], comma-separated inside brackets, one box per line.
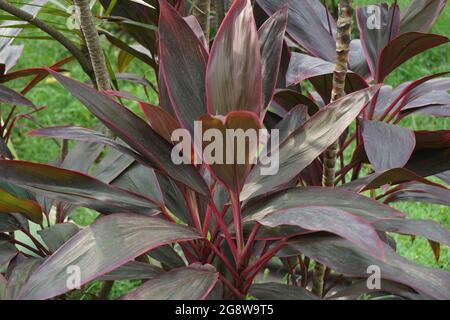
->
[74, 0, 110, 91]
[312, 0, 354, 298]
[193, 0, 211, 44]
[214, 0, 225, 28]
[0, 0, 94, 82]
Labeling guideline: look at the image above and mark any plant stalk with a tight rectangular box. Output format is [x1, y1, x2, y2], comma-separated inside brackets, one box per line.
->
[74, 0, 110, 91]
[313, 0, 354, 298]
[213, 0, 225, 27]
[0, 0, 94, 82]
[192, 0, 211, 44]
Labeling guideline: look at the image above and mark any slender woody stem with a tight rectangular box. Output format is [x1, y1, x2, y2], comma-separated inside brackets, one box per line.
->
[313, 0, 354, 298]
[0, 0, 94, 82]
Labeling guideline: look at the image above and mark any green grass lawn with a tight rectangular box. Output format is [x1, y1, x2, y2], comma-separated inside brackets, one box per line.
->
[5, 0, 450, 273]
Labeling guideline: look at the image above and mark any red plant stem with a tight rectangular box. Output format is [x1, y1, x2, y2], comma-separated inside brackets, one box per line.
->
[21, 228, 51, 255]
[205, 240, 240, 280]
[179, 242, 198, 264]
[210, 199, 238, 262]
[183, 188, 202, 233]
[323, 274, 344, 297]
[7, 236, 46, 258]
[218, 274, 245, 299]
[230, 190, 244, 255]
[285, 258, 298, 286]
[242, 239, 288, 280]
[239, 223, 261, 267]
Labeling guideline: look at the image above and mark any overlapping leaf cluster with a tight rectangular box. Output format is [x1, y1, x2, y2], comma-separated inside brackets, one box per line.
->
[0, 0, 449, 300]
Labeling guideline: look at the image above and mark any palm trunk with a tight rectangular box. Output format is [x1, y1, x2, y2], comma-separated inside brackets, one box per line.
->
[193, 0, 211, 44]
[74, 0, 110, 91]
[214, 0, 225, 27]
[312, 0, 354, 298]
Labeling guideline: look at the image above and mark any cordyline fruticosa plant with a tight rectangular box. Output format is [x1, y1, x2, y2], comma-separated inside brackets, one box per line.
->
[0, 0, 449, 300]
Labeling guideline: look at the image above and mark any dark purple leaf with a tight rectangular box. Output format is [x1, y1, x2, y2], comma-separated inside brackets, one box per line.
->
[287, 53, 369, 104]
[356, 3, 400, 78]
[29, 126, 147, 166]
[244, 187, 405, 223]
[0, 160, 160, 214]
[158, 0, 208, 133]
[0, 239, 17, 269]
[362, 120, 416, 172]
[0, 137, 13, 159]
[250, 282, 318, 300]
[99, 261, 164, 281]
[5, 256, 41, 300]
[383, 182, 450, 207]
[278, 234, 450, 300]
[49, 70, 209, 197]
[19, 213, 202, 300]
[37, 223, 80, 253]
[374, 218, 450, 247]
[340, 167, 443, 193]
[376, 32, 449, 82]
[183, 15, 208, 50]
[251, 205, 384, 259]
[400, 0, 447, 33]
[258, 6, 288, 112]
[121, 265, 218, 300]
[241, 86, 380, 201]
[0, 84, 34, 106]
[206, 0, 263, 115]
[257, 0, 336, 61]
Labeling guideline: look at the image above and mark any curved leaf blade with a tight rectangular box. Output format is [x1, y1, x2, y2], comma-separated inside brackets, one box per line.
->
[49, 70, 209, 197]
[362, 120, 416, 172]
[19, 214, 202, 300]
[121, 266, 218, 300]
[258, 6, 288, 112]
[241, 86, 381, 201]
[158, 0, 208, 133]
[206, 0, 262, 115]
[0, 160, 159, 214]
[0, 188, 42, 224]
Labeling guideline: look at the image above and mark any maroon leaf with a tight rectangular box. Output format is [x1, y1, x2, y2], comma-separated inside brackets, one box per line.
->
[0, 160, 160, 214]
[383, 182, 450, 207]
[244, 187, 404, 224]
[373, 217, 450, 247]
[376, 32, 449, 82]
[49, 70, 209, 197]
[250, 282, 318, 300]
[19, 214, 202, 300]
[356, 3, 400, 78]
[251, 205, 384, 259]
[257, 0, 336, 61]
[258, 6, 288, 112]
[158, 0, 208, 133]
[278, 234, 450, 300]
[241, 86, 380, 201]
[287, 53, 369, 104]
[206, 0, 262, 115]
[340, 167, 443, 193]
[400, 0, 447, 33]
[362, 120, 416, 172]
[121, 265, 218, 300]
[0, 84, 34, 106]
